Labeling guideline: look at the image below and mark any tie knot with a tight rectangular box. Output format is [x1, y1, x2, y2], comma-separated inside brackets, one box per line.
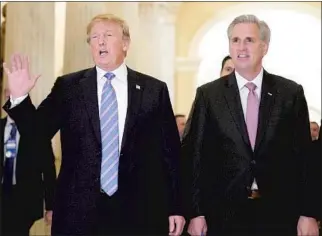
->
[104, 72, 115, 81]
[245, 82, 257, 92]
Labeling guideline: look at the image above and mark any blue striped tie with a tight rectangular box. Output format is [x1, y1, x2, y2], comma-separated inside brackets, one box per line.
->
[100, 72, 119, 196]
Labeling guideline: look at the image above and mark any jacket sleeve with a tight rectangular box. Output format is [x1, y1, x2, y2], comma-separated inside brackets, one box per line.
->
[181, 87, 208, 219]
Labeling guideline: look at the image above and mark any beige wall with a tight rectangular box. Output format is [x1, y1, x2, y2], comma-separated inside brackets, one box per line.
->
[174, 2, 321, 116]
[1, 2, 6, 22]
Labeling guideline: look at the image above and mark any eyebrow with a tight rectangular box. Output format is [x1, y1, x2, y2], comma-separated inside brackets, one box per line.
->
[91, 30, 113, 34]
[231, 36, 255, 40]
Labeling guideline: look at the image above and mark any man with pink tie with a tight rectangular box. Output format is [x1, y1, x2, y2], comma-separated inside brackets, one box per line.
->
[183, 14, 319, 236]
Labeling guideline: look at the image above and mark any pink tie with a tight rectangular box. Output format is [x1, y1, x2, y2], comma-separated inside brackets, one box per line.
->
[245, 82, 259, 150]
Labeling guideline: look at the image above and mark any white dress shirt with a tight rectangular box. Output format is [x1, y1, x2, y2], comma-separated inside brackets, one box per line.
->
[3, 116, 20, 185]
[96, 63, 128, 151]
[235, 68, 263, 120]
[235, 68, 264, 190]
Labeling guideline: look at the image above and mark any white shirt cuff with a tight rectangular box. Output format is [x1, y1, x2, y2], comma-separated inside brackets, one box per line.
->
[10, 94, 28, 108]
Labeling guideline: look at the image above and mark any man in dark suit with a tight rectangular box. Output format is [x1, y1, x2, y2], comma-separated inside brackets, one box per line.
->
[183, 14, 319, 236]
[2, 14, 185, 235]
[1, 89, 56, 236]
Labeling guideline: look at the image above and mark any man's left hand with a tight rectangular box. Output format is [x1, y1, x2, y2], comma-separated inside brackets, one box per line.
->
[297, 216, 319, 236]
[169, 215, 186, 235]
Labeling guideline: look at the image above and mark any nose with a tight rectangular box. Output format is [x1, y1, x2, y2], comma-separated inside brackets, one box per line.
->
[237, 41, 247, 51]
[98, 35, 106, 46]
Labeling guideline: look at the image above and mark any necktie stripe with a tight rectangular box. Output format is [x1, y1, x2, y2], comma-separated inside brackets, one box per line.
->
[101, 157, 119, 177]
[102, 144, 118, 162]
[102, 123, 119, 143]
[106, 184, 118, 196]
[102, 135, 119, 153]
[102, 171, 118, 189]
[102, 144, 118, 159]
[100, 100, 117, 120]
[101, 90, 115, 108]
[101, 109, 118, 130]
[101, 166, 118, 185]
[105, 177, 118, 190]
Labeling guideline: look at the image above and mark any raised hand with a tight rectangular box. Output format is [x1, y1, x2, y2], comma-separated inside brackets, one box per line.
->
[3, 53, 40, 99]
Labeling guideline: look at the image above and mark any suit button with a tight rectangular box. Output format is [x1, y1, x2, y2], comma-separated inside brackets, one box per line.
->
[251, 160, 256, 165]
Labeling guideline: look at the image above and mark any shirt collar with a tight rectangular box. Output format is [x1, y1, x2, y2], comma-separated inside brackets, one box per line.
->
[96, 62, 128, 83]
[235, 67, 264, 91]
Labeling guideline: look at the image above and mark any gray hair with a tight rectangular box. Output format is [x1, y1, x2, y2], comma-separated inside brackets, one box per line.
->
[227, 14, 271, 44]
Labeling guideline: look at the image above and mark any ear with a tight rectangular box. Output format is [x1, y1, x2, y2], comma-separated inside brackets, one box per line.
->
[260, 41, 269, 56]
[122, 39, 130, 52]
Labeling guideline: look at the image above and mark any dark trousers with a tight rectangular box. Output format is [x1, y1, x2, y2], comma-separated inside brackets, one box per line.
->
[94, 190, 132, 236]
[94, 191, 168, 236]
[207, 198, 298, 236]
[1, 186, 35, 236]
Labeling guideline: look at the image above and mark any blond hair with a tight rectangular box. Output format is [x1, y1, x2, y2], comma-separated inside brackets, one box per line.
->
[86, 14, 130, 43]
[227, 14, 271, 44]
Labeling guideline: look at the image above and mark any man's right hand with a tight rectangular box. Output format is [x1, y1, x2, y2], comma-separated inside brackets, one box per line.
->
[188, 216, 207, 236]
[3, 53, 40, 99]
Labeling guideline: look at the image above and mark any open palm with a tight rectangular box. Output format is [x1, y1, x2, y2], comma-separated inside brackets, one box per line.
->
[3, 53, 40, 98]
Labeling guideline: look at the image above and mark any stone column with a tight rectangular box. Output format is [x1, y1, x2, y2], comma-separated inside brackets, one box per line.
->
[175, 57, 201, 115]
[137, 2, 181, 105]
[63, 2, 139, 74]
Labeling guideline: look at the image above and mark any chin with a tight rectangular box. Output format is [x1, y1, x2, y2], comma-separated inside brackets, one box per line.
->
[97, 59, 110, 66]
[236, 65, 249, 70]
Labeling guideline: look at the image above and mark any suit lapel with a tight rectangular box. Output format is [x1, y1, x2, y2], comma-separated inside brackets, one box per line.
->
[254, 70, 276, 151]
[120, 68, 143, 152]
[80, 67, 101, 144]
[224, 73, 251, 149]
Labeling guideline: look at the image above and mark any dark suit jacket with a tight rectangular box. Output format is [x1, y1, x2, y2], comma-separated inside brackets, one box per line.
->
[181, 70, 318, 224]
[0, 117, 56, 221]
[4, 67, 181, 235]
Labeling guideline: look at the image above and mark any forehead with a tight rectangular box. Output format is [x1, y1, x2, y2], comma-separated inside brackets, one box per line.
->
[231, 23, 260, 38]
[90, 20, 122, 33]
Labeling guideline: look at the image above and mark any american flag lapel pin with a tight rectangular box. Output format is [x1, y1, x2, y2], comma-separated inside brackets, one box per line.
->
[136, 84, 141, 90]
[267, 92, 272, 96]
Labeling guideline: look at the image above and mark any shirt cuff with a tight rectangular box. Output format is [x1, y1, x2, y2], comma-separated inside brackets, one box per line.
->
[10, 94, 28, 108]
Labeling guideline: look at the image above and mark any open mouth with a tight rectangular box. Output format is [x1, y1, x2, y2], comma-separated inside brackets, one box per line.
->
[238, 54, 249, 59]
[99, 50, 108, 56]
